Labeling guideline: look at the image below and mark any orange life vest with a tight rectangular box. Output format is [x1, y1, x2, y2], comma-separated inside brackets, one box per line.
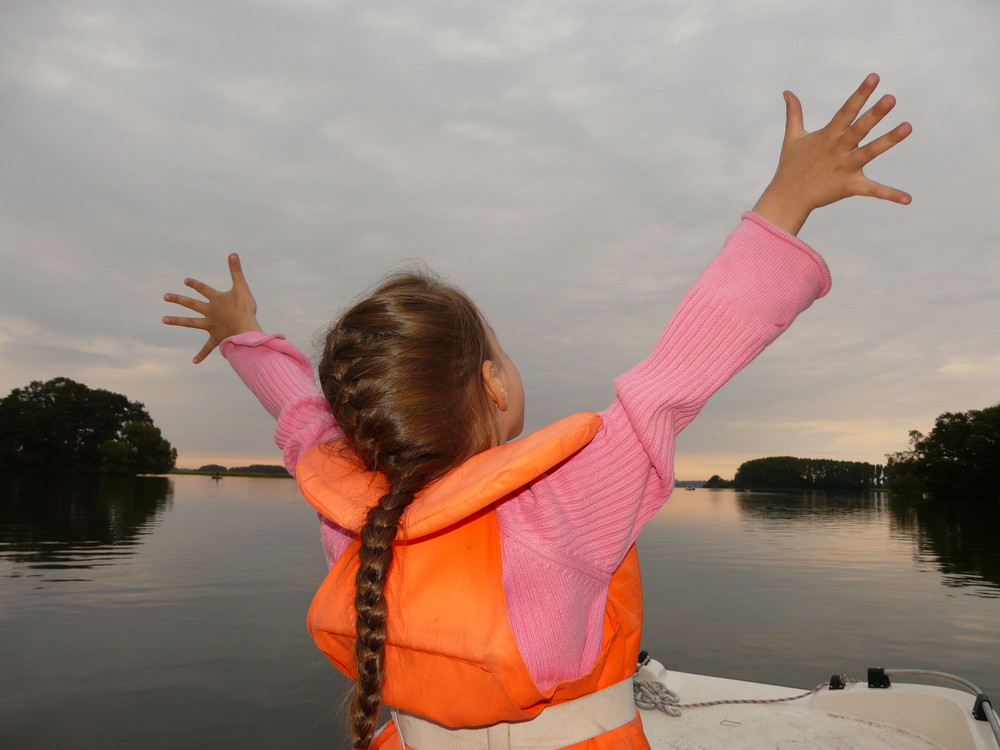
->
[296, 412, 649, 749]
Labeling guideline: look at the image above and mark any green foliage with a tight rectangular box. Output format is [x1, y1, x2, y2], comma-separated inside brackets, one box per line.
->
[703, 474, 734, 488]
[886, 403, 1000, 501]
[734, 456, 880, 491]
[0, 378, 176, 475]
[227, 464, 289, 475]
[100, 422, 178, 475]
[197, 464, 228, 472]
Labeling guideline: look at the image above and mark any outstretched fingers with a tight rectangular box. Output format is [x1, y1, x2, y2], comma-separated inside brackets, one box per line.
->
[162, 283, 214, 331]
[853, 120, 912, 166]
[160, 303, 218, 363]
[192, 339, 218, 365]
[856, 175, 912, 206]
[829, 73, 880, 132]
[783, 90, 805, 141]
[183, 276, 218, 299]
[836, 76, 912, 206]
[228, 253, 249, 290]
[163, 292, 208, 315]
[843, 94, 897, 149]
[162, 313, 208, 330]
[162, 254, 261, 365]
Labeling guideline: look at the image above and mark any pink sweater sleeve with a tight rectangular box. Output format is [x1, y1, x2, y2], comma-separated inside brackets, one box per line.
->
[220, 333, 353, 566]
[494, 213, 831, 687]
[220, 333, 344, 471]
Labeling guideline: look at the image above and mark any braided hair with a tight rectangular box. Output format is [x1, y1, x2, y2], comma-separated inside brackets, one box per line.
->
[318, 270, 499, 747]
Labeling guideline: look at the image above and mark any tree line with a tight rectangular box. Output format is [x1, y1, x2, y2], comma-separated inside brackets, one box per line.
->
[0, 378, 176, 475]
[5, 377, 996, 501]
[884, 403, 1000, 501]
[185, 464, 290, 476]
[706, 402, 1000, 502]
[731, 456, 882, 491]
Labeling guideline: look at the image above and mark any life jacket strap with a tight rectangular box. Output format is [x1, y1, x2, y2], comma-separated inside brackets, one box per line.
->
[392, 677, 636, 750]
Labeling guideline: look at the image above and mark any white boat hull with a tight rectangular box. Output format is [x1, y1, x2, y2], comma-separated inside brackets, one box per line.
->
[639, 668, 999, 750]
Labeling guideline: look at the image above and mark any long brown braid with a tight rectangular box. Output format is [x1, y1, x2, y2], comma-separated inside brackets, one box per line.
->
[318, 270, 499, 747]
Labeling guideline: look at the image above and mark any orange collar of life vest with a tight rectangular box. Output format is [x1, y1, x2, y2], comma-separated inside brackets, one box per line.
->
[295, 412, 602, 538]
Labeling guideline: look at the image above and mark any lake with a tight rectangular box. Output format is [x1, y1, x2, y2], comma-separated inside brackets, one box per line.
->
[2, 474, 998, 749]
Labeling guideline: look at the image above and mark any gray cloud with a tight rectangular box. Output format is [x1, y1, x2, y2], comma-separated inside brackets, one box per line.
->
[2, 0, 998, 476]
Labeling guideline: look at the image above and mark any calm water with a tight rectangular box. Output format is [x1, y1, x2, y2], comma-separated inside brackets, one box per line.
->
[1, 474, 998, 749]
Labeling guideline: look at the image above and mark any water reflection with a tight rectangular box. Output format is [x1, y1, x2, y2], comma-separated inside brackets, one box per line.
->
[734, 489, 1000, 595]
[888, 495, 1000, 595]
[736, 489, 889, 522]
[0, 474, 173, 581]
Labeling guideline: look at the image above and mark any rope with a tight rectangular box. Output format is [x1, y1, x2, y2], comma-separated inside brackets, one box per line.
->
[634, 675, 858, 716]
[633, 680, 682, 716]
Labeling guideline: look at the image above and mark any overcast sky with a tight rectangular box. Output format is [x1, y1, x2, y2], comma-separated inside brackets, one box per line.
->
[2, 0, 998, 479]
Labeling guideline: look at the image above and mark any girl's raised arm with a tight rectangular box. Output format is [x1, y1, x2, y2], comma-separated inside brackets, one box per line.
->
[516, 74, 912, 579]
[162, 253, 263, 364]
[753, 73, 912, 236]
[162, 255, 341, 474]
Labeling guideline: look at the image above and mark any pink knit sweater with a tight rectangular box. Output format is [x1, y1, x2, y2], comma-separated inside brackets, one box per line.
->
[220, 212, 830, 691]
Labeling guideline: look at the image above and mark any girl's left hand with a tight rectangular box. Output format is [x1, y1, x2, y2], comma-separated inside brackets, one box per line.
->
[163, 253, 263, 364]
[753, 73, 912, 236]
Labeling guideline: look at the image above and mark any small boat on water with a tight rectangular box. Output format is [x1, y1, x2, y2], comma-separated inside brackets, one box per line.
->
[636, 655, 1000, 749]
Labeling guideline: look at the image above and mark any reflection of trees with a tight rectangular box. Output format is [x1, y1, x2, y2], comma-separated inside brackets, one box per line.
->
[888, 495, 1000, 593]
[734, 490, 1000, 593]
[735, 490, 888, 524]
[0, 474, 172, 570]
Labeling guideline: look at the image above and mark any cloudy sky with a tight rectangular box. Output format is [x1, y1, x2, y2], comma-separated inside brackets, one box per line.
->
[2, 0, 998, 479]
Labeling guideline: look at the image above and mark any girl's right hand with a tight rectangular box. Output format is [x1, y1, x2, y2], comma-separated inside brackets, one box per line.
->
[752, 73, 912, 236]
[163, 253, 263, 364]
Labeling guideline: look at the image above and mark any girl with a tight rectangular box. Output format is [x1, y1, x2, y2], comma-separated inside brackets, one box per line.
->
[163, 75, 911, 750]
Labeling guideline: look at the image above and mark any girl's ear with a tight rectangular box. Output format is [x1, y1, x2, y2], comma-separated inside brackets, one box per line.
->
[481, 360, 508, 411]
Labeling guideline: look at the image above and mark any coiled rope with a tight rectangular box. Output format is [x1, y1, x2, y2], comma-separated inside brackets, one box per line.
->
[633, 675, 857, 716]
[632, 680, 682, 716]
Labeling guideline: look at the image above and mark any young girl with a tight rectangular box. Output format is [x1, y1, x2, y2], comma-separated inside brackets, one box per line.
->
[163, 75, 911, 750]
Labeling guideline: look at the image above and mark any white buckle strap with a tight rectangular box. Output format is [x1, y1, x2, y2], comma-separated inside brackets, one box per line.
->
[393, 677, 635, 750]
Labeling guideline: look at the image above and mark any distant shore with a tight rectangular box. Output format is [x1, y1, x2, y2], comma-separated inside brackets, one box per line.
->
[170, 469, 293, 479]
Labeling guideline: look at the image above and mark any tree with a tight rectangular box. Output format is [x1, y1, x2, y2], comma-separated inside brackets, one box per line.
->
[100, 422, 177, 475]
[734, 456, 878, 491]
[886, 403, 1000, 501]
[703, 474, 734, 488]
[228, 464, 290, 476]
[0, 378, 176, 475]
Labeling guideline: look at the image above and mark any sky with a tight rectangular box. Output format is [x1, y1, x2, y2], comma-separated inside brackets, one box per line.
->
[1, 0, 998, 479]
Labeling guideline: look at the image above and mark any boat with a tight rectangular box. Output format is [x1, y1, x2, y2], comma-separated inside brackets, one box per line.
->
[635, 654, 1000, 749]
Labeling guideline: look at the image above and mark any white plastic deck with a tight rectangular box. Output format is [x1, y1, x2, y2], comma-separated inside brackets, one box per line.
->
[640, 670, 997, 750]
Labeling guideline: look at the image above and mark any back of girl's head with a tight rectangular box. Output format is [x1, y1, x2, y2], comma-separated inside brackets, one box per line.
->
[317, 268, 497, 747]
[318, 269, 498, 479]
